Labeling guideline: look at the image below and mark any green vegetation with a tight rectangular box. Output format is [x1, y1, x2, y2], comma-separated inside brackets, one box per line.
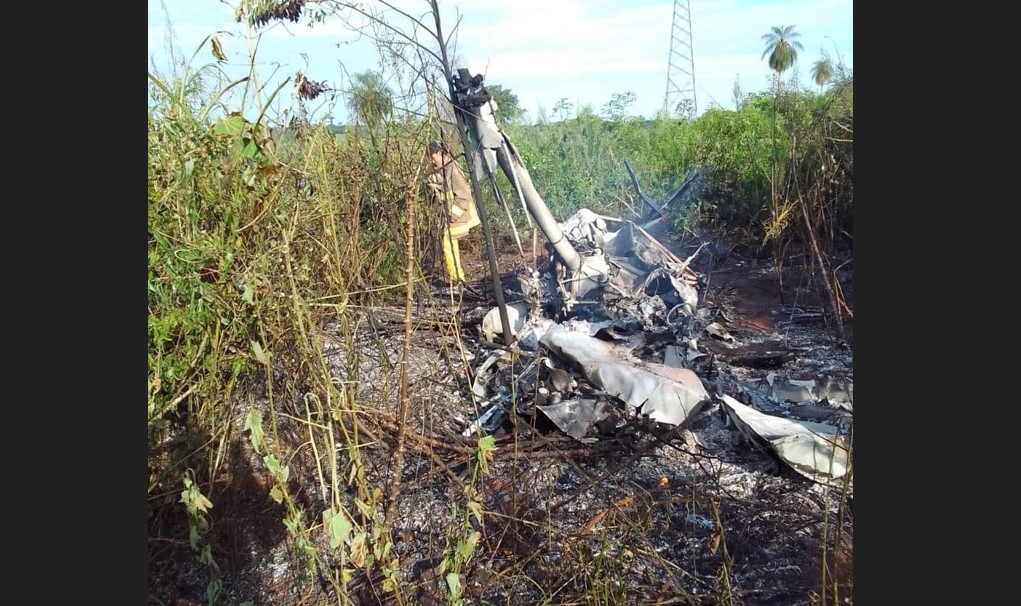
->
[149, 3, 852, 605]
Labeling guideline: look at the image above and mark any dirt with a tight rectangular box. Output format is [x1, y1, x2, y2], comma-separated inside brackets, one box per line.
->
[148, 229, 853, 606]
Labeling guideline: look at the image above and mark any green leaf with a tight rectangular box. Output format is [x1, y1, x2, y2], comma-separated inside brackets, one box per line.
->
[328, 509, 353, 549]
[243, 410, 264, 453]
[477, 434, 496, 473]
[241, 138, 261, 160]
[251, 340, 269, 364]
[354, 498, 376, 519]
[212, 114, 246, 137]
[200, 545, 214, 566]
[206, 579, 221, 605]
[269, 485, 284, 503]
[455, 531, 480, 563]
[263, 454, 282, 475]
[445, 572, 462, 598]
[242, 282, 254, 305]
[263, 454, 289, 482]
[189, 525, 200, 550]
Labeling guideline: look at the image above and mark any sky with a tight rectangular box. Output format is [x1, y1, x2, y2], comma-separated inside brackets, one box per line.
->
[147, 0, 853, 123]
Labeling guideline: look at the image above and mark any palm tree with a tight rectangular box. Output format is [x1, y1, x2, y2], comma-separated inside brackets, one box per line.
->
[761, 25, 804, 88]
[811, 55, 834, 94]
[761, 25, 803, 297]
[760, 24, 804, 172]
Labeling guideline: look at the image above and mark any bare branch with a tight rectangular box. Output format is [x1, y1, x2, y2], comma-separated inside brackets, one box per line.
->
[327, 1, 444, 66]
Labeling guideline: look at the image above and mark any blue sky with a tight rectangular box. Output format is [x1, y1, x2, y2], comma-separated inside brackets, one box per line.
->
[148, 0, 853, 123]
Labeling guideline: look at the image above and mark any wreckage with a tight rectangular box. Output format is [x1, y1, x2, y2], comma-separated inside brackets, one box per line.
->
[448, 69, 853, 485]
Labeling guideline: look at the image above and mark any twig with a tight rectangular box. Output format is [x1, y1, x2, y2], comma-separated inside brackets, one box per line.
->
[385, 172, 422, 528]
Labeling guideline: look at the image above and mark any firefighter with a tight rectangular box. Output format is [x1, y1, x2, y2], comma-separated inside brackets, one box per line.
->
[424, 141, 480, 283]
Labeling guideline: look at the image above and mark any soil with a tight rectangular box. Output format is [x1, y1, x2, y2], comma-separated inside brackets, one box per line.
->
[148, 228, 853, 606]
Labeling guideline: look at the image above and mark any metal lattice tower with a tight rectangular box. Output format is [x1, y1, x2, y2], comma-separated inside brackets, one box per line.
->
[663, 0, 697, 117]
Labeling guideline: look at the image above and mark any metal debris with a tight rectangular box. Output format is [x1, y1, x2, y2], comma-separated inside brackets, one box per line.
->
[446, 145, 853, 484]
[720, 394, 850, 484]
[538, 324, 710, 427]
[535, 397, 614, 442]
[742, 371, 854, 411]
[481, 301, 528, 343]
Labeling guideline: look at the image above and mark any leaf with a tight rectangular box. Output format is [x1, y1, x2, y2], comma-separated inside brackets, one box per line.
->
[241, 138, 261, 161]
[183, 482, 213, 514]
[382, 577, 396, 593]
[251, 340, 269, 364]
[709, 523, 722, 555]
[328, 509, 353, 549]
[467, 500, 484, 526]
[206, 579, 221, 605]
[455, 531, 480, 563]
[210, 35, 226, 62]
[269, 485, 284, 504]
[445, 572, 462, 598]
[242, 282, 254, 305]
[212, 114, 246, 137]
[349, 532, 369, 568]
[189, 525, 200, 550]
[197, 492, 213, 512]
[477, 434, 496, 473]
[354, 498, 376, 519]
[263, 454, 289, 482]
[200, 545, 214, 566]
[243, 409, 264, 453]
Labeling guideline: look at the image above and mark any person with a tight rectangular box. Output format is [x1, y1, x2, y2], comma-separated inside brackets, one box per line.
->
[424, 141, 481, 284]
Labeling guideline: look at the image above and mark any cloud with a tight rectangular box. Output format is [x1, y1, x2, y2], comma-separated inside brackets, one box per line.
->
[148, 0, 852, 121]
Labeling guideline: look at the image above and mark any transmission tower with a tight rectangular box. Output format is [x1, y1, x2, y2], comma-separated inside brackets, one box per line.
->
[663, 0, 697, 117]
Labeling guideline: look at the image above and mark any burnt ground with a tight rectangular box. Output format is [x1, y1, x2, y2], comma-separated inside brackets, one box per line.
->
[149, 229, 853, 606]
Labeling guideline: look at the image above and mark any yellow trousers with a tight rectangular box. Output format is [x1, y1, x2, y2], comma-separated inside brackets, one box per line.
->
[442, 226, 468, 282]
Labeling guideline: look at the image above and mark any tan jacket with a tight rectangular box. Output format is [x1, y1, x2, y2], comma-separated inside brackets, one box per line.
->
[426, 158, 480, 236]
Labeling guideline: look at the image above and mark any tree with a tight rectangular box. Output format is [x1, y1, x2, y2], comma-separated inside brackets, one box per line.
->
[760, 25, 804, 293]
[811, 53, 834, 94]
[601, 91, 636, 121]
[487, 84, 524, 124]
[552, 98, 574, 122]
[346, 70, 393, 128]
[760, 24, 804, 173]
[761, 25, 804, 88]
